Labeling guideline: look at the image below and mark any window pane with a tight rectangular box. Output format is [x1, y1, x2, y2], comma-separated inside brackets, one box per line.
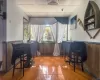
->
[63, 27, 67, 41]
[42, 26, 54, 42]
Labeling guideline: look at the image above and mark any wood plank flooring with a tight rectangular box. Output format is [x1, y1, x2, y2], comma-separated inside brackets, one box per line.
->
[1, 57, 94, 80]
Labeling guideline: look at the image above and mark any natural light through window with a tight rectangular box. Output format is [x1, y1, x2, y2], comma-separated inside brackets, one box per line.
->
[63, 27, 67, 41]
[42, 26, 54, 42]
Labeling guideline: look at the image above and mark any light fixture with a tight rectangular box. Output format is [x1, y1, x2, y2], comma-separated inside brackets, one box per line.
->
[46, 24, 50, 26]
[48, 0, 58, 5]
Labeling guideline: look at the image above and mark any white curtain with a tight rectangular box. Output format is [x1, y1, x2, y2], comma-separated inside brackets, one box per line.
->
[53, 43, 60, 56]
[37, 25, 46, 43]
[31, 25, 46, 56]
[31, 25, 46, 42]
[51, 23, 60, 56]
[57, 23, 66, 43]
[31, 25, 39, 41]
[51, 23, 57, 41]
[53, 22, 67, 56]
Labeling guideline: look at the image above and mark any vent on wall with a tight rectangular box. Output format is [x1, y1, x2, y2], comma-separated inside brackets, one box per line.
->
[48, 0, 59, 5]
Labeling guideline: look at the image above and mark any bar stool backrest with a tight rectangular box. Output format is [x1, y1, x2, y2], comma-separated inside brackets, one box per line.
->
[70, 42, 87, 62]
[11, 43, 24, 65]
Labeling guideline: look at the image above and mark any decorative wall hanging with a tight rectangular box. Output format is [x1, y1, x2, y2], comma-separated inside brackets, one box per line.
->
[70, 15, 77, 30]
[77, 18, 84, 28]
[78, 17, 100, 39]
[77, 18, 92, 38]
[84, 1, 100, 30]
[83, 1, 100, 39]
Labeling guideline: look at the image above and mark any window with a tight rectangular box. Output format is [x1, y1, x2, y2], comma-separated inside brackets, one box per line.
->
[62, 27, 67, 41]
[42, 26, 54, 42]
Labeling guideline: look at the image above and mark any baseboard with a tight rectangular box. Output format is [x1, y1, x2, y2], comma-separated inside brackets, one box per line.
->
[84, 68, 100, 80]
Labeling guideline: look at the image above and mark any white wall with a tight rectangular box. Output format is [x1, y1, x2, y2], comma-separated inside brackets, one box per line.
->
[69, 0, 100, 42]
[7, 0, 29, 41]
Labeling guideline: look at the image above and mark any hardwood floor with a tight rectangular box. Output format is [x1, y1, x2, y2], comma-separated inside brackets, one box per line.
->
[2, 57, 94, 80]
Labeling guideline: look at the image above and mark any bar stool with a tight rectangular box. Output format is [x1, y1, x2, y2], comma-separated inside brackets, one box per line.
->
[61, 41, 72, 61]
[12, 55, 25, 76]
[69, 42, 87, 72]
[0, 61, 2, 68]
[61, 41, 67, 58]
[11, 44, 27, 77]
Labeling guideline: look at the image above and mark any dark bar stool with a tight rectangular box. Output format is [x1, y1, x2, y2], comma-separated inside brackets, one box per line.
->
[65, 42, 72, 61]
[61, 41, 72, 60]
[11, 44, 27, 77]
[69, 42, 87, 72]
[12, 55, 25, 76]
[61, 41, 67, 58]
[0, 61, 2, 68]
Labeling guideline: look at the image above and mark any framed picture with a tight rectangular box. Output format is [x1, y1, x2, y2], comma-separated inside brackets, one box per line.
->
[70, 15, 77, 30]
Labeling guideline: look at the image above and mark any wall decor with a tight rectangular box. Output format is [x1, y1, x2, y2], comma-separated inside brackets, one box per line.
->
[70, 15, 77, 30]
[84, 1, 100, 30]
[77, 18, 100, 39]
[83, 1, 100, 39]
[77, 18, 92, 38]
[77, 18, 84, 28]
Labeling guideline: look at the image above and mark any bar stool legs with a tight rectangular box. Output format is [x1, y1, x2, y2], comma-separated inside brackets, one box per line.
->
[22, 55, 24, 76]
[12, 55, 25, 77]
[12, 64, 15, 76]
[81, 62, 84, 72]
[69, 53, 84, 72]
[20, 56, 22, 69]
[74, 54, 76, 72]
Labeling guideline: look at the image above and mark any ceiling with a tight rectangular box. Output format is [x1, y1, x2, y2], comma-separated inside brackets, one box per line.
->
[16, 0, 83, 17]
